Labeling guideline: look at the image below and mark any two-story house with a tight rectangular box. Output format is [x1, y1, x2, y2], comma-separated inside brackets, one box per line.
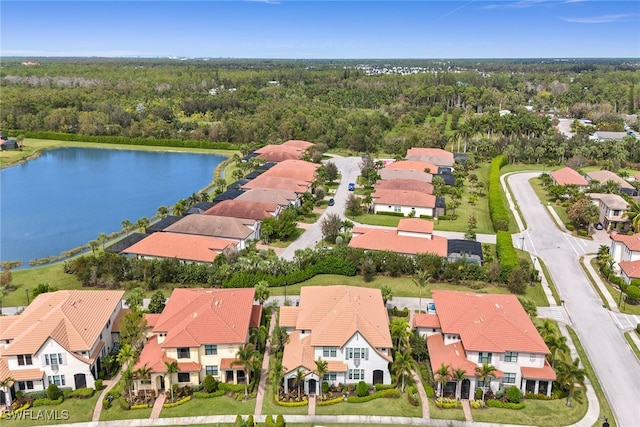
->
[415, 290, 554, 399]
[280, 286, 393, 395]
[610, 232, 640, 263]
[0, 290, 124, 400]
[132, 288, 261, 394]
[588, 193, 629, 232]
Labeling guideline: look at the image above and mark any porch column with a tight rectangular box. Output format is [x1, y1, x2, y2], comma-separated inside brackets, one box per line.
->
[520, 378, 526, 395]
[534, 380, 539, 394]
[284, 377, 289, 393]
[546, 381, 552, 397]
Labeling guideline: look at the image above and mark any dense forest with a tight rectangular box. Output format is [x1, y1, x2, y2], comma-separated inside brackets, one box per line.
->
[1, 58, 639, 163]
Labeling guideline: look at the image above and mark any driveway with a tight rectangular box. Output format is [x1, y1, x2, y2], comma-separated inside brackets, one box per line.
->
[507, 172, 640, 426]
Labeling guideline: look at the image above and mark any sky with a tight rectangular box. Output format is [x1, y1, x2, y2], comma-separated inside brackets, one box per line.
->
[1, 1, 639, 59]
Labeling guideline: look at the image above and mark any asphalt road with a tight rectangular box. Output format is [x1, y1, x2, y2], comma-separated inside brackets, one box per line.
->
[507, 172, 640, 427]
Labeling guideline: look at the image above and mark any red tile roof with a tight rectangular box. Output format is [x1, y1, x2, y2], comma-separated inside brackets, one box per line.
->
[154, 288, 256, 347]
[145, 313, 162, 329]
[257, 150, 302, 162]
[111, 308, 130, 333]
[387, 160, 439, 174]
[431, 290, 549, 354]
[413, 313, 441, 328]
[406, 148, 453, 159]
[374, 179, 434, 194]
[282, 140, 315, 150]
[372, 189, 436, 208]
[282, 330, 315, 374]
[378, 169, 432, 183]
[10, 368, 45, 381]
[204, 200, 278, 221]
[398, 218, 434, 234]
[122, 232, 236, 263]
[262, 160, 319, 183]
[619, 260, 640, 279]
[166, 215, 255, 240]
[236, 188, 299, 207]
[611, 233, 640, 251]
[521, 359, 556, 381]
[550, 167, 588, 186]
[220, 358, 244, 370]
[250, 305, 263, 329]
[586, 170, 635, 190]
[255, 144, 302, 154]
[133, 335, 175, 373]
[241, 175, 311, 193]
[178, 362, 202, 372]
[349, 228, 448, 256]
[426, 334, 483, 377]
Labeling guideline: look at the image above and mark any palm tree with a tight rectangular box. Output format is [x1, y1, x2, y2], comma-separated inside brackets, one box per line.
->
[536, 319, 556, 340]
[392, 351, 413, 393]
[294, 368, 305, 397]
[173, 199, 188, 216]
[623, 199, 640, 232]
[474, 362, 498, 401]
[270, 359, 287, 395]
[121, 367, 135, 403]
[451, 367, 467, 400]
[121, 219, 133, 236]
[156, 206, 169, 219]
[249, 325, 268, 353]
[233, 343, 260, 398]
[164, 360, 179, 402]
[314, 358, 329, 397]
[136, 364, 152, 399]
[136, 217, 149, 233]
[556, 357, 586, 407]
[0, 377, 14, 408]
[254, 281, 270, 306]
[545, 334, 570, 368]
[435, 363, 451, 398]
[88, 240, 99, 255]
[117, 344, 135, 368]
[389, 318, 410, 351]
[412, 269, 431, 310]
[98, 233, 108, 250]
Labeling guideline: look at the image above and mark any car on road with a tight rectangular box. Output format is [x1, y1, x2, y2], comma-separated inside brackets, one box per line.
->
[595, 222, 603, 230]
[348, 182, 355, 191]
[328, 198, 335, 206]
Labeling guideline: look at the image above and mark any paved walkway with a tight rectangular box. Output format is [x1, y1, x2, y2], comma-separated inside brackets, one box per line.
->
[92, 370, 123, 422]
[410, 369, 430, 419]
[149, 392, 165, 419]
[308, 394, 316, 415]
[581, 254, 619, 311]
[253, 312, 277, 415]
[461, 399, 472, 422]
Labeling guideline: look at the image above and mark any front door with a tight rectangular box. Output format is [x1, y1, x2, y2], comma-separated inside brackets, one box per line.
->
[158, 375, 165, 391]
[308, 379, 317, 395]
[74, 374, 86, 389]
[373, 370, 384, 385]
[461, 379, 470, 399]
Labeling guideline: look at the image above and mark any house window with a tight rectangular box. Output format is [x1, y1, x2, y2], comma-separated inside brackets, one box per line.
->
[323, 347, 337, 357]
[393, 206, 401, 213]
[205, 345, 217, 355]
[206, 365, 219, 376]
[17, 354, 33, 366]
[478, 352, 492, 364]
[48, 375, 65, 386]
[477, 379, 484, 388]
[177, 348, 190, 359]
[613, 210, 620, 216]
[504, 352, 518, 363]
[504, 373, 516, 384]
[45, 353, 63, 366]
[18, 381, 34, 391]
[177, 372, 190, 383]
[323, 372, 337, 382]
[529, 353, 537, 362]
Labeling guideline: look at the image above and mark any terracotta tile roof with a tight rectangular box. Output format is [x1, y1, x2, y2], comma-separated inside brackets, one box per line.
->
[261, 160, 319, 183]
[257, 150, 302, 162]
[375, 179, 434, 194]
[349, 228, 448, 256]
[241, 175, 311, 193]
[178, 362, 202, 372]
[145, 314, 162, 329]
[10, 368, 45, 381]
[521, 359, 556, 381]
[413, 313, 441, 328]
[236, 188, 299, 207]
[327, 361, 348, 372]
[220, 358, 244, 370]
[619, 260, 640, 279]
[635, 173, 640, 181]
[550, 167, 588, 186]
[398, 218, 434, 234]
[282, 330, 315, 374]
[351, 226, 371, 236]
[431, 290, 549, 354]
[587, 170, 635, 190]
[387, 160, 439, 174]
[406, 148, 454, 159]
[405, 155, 455, 167]
[256, 144, 304, 155]
[372, 189, 436, 208]
[111, 308, 130, 333]
[279, 306, 301, 328]
[0, 356, 11, 385]
[378, 168, 432, 183]
[426, 334, 482, 377]
[165, 214, 255, 240]
[122, 232, 236, 263]
[250, 305, 263, 329]
[282, 140, 315, 150]
[204, 200, 278, 221]
[294, 286, 392, 351]
[133, 335, 175, 373]
[0, 290, 124, 356]
[611, 233, 640, 251]
[154, 288, 256, 347]
[89, 340, 105, 363]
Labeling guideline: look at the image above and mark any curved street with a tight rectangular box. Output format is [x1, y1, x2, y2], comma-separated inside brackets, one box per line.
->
[506, 172, 640, 427]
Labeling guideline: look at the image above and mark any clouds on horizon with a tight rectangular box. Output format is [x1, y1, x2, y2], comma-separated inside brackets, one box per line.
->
[559, 13, 637, 23]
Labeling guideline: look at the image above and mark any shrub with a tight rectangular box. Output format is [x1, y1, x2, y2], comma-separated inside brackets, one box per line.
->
[525, 392, 557, 400]
[578, 229, 588, 237]
[220, 383, 245, 393]
[488, 155, 509, 231]
[506, 386, 522, 403]
[130, 403, 151, 410]
[71, 388, 95, 399]
[471, 399, 486, 409]
[265, 415, 275, 427]
[276, 414, 286, 427]
[63, 389, 73, 399]
[24, 390, 47, 400]
[474, 388, 483, 400]
[356, 381, 369, 397]
[376, 211, 406, 217]
[322, 382, 329, 394]
[235, 415, 244, 427]
[46, 383, 61, 400]
[425, 385, 435, 398]
[194, 390, 226, 398]
[95, 379, 104, 390]
[317, 396, 344, 406]
[275, 396, 308, 407]
[163, 395, 191, 408]
[118, 396, 130, 410]
[496, 231, 519, 282]
[435, 397, 462, 409]
[347, 388, 400, 402]
[375, 383, 397, 391]
[566, 223, 575, 231]
[203, 374, 219, 393]
[33, 396, 64, 407]
[246, 415, 255, 426]
[487, 399, 525, 409]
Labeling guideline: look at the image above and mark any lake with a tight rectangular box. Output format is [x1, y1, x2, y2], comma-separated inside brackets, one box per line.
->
[0, 147, 226, 266]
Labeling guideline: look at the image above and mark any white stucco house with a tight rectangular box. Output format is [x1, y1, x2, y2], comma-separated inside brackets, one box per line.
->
[280, 286, 393, 395]
[0, 290, 124, 405]
[371, 189, 436, 217]
[610, 232, 640, 264]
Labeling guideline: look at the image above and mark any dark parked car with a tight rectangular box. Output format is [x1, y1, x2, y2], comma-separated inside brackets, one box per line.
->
[348, 182, 355, 191]
[595, 223, 604, 230]
[328, 198, 335, 206]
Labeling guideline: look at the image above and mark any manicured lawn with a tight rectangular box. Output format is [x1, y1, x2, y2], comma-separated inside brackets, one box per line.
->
[471, 397, 587, 426]
[160, 395, 256, 417]
[624, 332, 640, 361]
[297, 213, 320, 224]
[350, 213, 401, 227]
[427, 399, 466, 421]
[315, 394, 421, 417]
[1, 393, 100, 426]
[529, 177, 570, 228]
[589, 259, 640, 315]
[268, 228, 305, 248]
[261, 354, 309, 416]
[537, 256, 562, 305]
[4, 262, 84, 306]
[100, 405, 152, 421]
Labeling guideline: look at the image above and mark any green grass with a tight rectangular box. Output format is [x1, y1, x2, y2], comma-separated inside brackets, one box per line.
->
[471, 396, 587, 426]
[268, 228, 305, 248]
[624, 332, 640, 361]
[315, 394, 421, 417]
[3, 263, 84, 306]
[350, 213, 401, 227]
[160, 395, 256, 417]
[589, 259, 640, 315]
[529, 177, 570, 228]
[427, 399, 466, 421]
[1, 393, 101, 426]
[261, 354, 311, 415]
[537, 256, 562, 306]
[99, 405, 152, 421]
[566, 326, 617, 427]
[297, 213, 320, 224]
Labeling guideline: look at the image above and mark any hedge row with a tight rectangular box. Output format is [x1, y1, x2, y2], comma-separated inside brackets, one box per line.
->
[130, 403, 152, 410]
[219, 383, 245, 393]
[70, 388, 95, 399]
[163, 395, 192, 409]
[12, 130, 236, 151]
[346, 388, 400, 403]
[488, 155, 509, 231]
[317, 396, 344, 406]
[0, 403, 31, 419]
[486, 399, 525, 410]
[374, 383, 397, 391]
[33, 396, 64, 407]
[496, 231, 519, 282]
[194, 389, 226, 399]
[434, 397, 462, 409]
[275, 397, 308, 407]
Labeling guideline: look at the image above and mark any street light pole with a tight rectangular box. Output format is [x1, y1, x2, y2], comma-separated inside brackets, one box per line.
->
[520, 235, 525, 250]
[25, 288, 30, 305]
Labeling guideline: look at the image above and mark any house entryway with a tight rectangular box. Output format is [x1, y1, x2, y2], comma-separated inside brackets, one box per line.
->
[461, 379, 470, 399]
[373, 370, 384, 384]
[74, 373, 87, 389]
[308, 379, 317, 395]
